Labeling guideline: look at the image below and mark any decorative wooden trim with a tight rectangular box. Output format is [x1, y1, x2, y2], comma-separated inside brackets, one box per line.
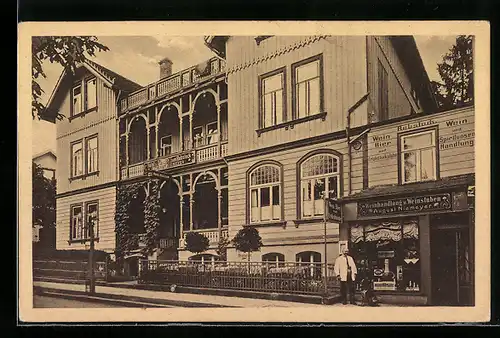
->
[295, 148, 344, 221]
[256, 111, 327, 137]
[226, 36, 328, 75]
[258, 66, 287, 130]
[291, 53, 324, 120]
[245, 159, 285, 225]
[57, 116, 115, 140]
[396, 125, 440, 185]
[243, 221, 287, 229]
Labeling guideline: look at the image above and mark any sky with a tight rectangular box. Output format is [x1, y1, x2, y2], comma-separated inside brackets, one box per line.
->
[32, 35, 458, 156]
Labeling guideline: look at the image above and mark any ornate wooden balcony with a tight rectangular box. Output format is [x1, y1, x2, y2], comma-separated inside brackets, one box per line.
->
[121, 141, 228, 180]
[119, 57, 226, 113]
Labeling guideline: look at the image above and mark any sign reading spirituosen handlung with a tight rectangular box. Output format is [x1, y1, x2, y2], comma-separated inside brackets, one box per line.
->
[358, 193, 452, 217]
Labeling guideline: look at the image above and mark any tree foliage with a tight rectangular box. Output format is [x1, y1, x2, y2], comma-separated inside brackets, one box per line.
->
[143, 180, 161, 256]
[32, 161, 56, 229]
[216, 236, 230, 261]
[232, 226, 263, 261]
[184, 232, 210, 254]
[431, 35, 474, 110]
[32, 36, 109, 120]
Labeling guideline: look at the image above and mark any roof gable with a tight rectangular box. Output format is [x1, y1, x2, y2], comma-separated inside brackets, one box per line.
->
[44, 59, 142, 121]
[33, 150, 57, 161]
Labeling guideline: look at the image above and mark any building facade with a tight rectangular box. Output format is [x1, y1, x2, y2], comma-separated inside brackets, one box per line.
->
[205, 35, 437, 267]
[48, 59, 142, 254]
[50, 35, 475, 305]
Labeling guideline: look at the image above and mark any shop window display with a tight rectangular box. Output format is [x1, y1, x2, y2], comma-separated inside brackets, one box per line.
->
[349, 218, 421, 292]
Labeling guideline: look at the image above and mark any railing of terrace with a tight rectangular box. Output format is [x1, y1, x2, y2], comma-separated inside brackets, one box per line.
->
[138, 260, 341, 295]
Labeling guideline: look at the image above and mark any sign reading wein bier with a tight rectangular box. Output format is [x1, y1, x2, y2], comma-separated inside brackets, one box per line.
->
[150, 151, 195, 171]
[327, 198, 342, 222]
[358, 193, 452, 217]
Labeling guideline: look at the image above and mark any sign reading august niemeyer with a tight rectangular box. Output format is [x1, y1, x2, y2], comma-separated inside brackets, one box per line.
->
[358, 193, 452, 217]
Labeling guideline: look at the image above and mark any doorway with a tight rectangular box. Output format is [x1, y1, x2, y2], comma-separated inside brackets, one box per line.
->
[430, 226, 472, 306]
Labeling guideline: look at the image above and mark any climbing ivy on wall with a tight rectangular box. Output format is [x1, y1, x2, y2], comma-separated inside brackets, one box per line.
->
[115, 182, 143, 262]
[114, 179, 163, 262]
[143, 179, 161, 256]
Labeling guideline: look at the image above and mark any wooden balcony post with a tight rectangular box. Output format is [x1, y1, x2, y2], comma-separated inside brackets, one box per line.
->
[155, 106, 159, 158]
[179, 115, 183, 151]
[146, 126, 151, 160]
[217, 189, 222, 241]
[189, 194, 194, 231]
[179, 198, 184, 245]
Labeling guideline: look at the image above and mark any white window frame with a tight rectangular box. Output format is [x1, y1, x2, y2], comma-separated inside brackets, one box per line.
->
[85, 201, 99, 239]
[86, 77, 97, 109]
[160, 134, 172, 156]
[71, 141, 84, 177]
[70, 205, 84, 241]
[261, 71, 285, 128]
[86, 136, 98, 174]
[293, 58, 322, 119]
[72, 84, 83, 115]
[249, 165, 282, 224]
[193, 126, 204, 148]
[400, 129, 437, 184]
[300, 154, 340, 218]
[206, 121, 219, 145]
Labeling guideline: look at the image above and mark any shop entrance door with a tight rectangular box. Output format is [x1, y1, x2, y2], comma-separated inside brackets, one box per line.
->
[431, 227, 472, 306]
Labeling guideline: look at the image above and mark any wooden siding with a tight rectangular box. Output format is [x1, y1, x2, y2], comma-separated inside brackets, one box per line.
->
[367, 106, 475, 187]
[366, 36, 420, 123]
[56, 71, 118, 194]
[56, 186, 116, 252]
[227, 137, 364, 244]
[226, 36, 369, 156]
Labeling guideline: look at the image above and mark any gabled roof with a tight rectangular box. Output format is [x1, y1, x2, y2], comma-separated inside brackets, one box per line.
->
[44, 58, 142, 121]
[33, 149, 57, 161]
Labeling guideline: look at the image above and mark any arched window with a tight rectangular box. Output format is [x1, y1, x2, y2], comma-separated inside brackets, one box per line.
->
[262, 252, 285, 267]
[300, 153, 340, 218]
[296, 251, 322, 278]
[249, 164, 282, 223]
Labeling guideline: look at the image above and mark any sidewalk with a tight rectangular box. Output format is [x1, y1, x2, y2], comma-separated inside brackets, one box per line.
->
[33, 281, 330, 308]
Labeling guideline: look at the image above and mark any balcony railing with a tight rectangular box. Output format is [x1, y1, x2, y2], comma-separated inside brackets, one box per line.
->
[119, 57, 226, 113]
[179, 227, 229, 248]
[121, 141, 228, 180]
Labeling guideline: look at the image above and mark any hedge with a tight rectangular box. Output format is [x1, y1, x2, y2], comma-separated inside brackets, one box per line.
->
[33, 248, 109, 261]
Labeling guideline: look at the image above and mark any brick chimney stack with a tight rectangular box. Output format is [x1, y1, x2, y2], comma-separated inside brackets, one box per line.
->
[159, 57, 173, 79]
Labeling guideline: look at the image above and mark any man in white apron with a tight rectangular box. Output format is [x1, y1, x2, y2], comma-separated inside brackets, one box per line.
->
[334, 248, 358, 305]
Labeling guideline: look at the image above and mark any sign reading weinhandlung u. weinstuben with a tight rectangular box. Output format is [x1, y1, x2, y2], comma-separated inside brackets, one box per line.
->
[358, 193, 452, 217]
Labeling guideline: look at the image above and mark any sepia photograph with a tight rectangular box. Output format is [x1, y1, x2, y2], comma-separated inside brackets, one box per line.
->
[19, 21, 490, 323]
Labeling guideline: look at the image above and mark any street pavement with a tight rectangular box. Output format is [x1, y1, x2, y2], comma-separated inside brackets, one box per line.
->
[34, 295, 121, 308]
[33, 281, 329, 308]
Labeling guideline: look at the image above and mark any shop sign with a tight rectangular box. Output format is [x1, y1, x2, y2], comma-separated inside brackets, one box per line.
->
[358, 193, 452, 217]
[327, 198, 342, 222]
[467, 185, 475, 197]
[150, 151, 195, 171]
[373, 281, 396, 291]
[377, 250, 395, 259]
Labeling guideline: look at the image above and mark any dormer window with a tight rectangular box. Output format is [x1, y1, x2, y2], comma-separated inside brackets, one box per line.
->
[71, 77, 98, 117]
[72, 85, 82, 115]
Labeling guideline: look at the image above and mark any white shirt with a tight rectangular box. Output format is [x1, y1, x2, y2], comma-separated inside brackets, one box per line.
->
[334, 254, 358, 282]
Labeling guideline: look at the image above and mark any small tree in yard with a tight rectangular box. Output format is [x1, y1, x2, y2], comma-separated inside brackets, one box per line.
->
[184, 232, 209, 260]
[232, 226, 263, 267]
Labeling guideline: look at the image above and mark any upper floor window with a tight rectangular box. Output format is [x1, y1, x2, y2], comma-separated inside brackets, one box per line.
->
[300, 153, 340, 218]
[71, 141, 83, 177]
[400, 130, 437, 184]
[86, 136, 98, 173]
[378, 60, 389, 121]
[72, 85, 82, 115]
[86, 78, 97, 109]
[71, 135, 99, 179]
[260, 69, 285, 129]
[249, 164, 282, 223]
[71, 77, 98, 117]
[193, 122, 219, 147]
[293, 55, 322, 119]
[160, 135, 172, 156]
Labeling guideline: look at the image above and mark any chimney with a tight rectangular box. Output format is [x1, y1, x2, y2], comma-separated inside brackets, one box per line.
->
[159, 57, 173, 79]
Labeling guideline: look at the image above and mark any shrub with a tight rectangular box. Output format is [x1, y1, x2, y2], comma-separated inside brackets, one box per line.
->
[184, 232, 209, 255]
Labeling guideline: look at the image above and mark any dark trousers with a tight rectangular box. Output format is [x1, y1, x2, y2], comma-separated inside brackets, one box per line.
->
[340, 277, 355, 303]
